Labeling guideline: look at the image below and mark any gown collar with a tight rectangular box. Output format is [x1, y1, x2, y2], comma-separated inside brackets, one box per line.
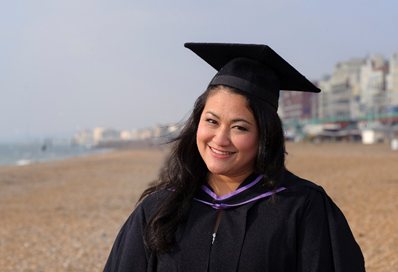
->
[193, 174, 286, 210]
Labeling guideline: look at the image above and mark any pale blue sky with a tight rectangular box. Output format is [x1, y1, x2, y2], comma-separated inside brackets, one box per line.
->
[0, 0, 397, 141]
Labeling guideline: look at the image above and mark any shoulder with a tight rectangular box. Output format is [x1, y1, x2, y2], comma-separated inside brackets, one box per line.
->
[278, 170, 352, 225]
[118, 189, 172, 232]
[275, 170, 339, 219]
[279, 170, 327, 201]
[137, 189, 172, 217]
[281, 170, 324, 191]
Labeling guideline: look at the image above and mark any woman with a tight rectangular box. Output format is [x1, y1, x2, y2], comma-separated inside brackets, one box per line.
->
[104, 43, 365, 271]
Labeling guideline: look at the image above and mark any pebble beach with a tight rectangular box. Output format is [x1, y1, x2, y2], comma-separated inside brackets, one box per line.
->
[0, 143, 397, 271]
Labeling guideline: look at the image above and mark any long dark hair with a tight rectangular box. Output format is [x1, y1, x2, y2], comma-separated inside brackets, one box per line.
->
[139, 85, 286, 253]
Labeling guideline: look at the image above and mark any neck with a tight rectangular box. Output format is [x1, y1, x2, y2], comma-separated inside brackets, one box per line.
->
[208, 173, 252, 197]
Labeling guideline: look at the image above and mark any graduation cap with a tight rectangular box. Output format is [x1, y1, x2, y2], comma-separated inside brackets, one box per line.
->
[184, 42, 320, 110]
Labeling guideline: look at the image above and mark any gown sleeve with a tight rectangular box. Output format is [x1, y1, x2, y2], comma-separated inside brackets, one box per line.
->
[297, 188, 365, 272]
[103, 203, 151, 272]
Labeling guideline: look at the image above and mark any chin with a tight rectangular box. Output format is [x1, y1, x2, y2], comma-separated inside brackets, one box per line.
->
[206, 166, 231, 176]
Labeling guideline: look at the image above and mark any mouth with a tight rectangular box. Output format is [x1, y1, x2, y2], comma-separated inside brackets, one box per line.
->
[209, 146, 236, 156]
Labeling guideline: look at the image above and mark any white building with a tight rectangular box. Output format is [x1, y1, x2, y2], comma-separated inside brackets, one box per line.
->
[318, 58, 364, 120]
[359, 55, 388, 116]
[93, 127, 121, 144]
[386, 52, 398, 107]
[72, 129, 95, 146]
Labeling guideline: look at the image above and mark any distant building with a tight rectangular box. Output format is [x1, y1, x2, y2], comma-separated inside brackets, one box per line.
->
[72, 122, 185, 146]
[387, 52, 398, 107]
[120, 130, 135, 140]
[93, 127, 121, 144]
[280, 91, 318, 121]
[137, 129, 153, 140]
[72, 129, 94, 146]
[359, 55, 388, 116]
[317, 58, 365, 121]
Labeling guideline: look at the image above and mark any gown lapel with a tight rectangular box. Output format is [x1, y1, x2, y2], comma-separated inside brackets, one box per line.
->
[179, 174, 286, 272]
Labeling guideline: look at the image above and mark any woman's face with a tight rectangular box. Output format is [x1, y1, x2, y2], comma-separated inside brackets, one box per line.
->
[196, 88, 259, 179]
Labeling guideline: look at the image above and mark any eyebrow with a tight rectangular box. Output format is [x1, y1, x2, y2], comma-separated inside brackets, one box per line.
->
[205, 111, 254, 126]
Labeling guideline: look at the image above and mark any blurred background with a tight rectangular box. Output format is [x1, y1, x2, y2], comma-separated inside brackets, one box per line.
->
[0, 1, 397, 271]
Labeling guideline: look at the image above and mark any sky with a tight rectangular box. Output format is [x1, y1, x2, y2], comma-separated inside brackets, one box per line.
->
[0, 0, 397, 142]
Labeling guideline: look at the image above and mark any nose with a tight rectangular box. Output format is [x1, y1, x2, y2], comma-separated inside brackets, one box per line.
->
[212, 126, 231, 146]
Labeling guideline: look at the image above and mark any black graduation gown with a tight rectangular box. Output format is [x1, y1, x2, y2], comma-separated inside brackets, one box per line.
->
[104, 171, 365, 272]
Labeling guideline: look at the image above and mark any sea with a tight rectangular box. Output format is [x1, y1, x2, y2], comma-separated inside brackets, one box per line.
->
[0, 140, 110, 166]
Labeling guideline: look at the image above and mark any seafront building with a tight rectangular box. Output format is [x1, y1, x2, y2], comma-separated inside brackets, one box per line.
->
[73, 124, 181, 146]
[280, 52, 398, 143]
[387, 52, 398, 109]
[317, 58, 364, 121]
[359, 55, 389, 117]
[281, 53, 398, 122]
[280, 91, 317, 121]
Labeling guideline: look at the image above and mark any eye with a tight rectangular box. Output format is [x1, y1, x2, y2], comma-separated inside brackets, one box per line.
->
[233, 125, 249, 132]
[205, 118, 218, 125]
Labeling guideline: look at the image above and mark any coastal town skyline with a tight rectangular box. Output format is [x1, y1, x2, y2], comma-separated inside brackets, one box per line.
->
[1, 1, 397, 142]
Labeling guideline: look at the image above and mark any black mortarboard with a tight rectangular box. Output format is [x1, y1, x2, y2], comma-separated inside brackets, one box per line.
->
[184, 42, 320, 110]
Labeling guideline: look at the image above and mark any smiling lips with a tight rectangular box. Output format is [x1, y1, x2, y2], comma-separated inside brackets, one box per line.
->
[209, 146, 236, 157]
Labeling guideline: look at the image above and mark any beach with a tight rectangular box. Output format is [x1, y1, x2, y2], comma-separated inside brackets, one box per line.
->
[0, 143, 397, 271]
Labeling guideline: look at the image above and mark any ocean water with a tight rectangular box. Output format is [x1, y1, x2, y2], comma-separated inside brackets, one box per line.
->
[0, 141, 108, 166]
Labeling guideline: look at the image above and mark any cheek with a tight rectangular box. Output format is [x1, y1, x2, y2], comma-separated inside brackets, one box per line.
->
[196, 123, 208, 148]
[196, 122, 210, 142]
[235, 135, 259, 155]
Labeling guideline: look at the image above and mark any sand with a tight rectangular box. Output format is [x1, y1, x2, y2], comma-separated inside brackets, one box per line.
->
[0, 143, 397, 271]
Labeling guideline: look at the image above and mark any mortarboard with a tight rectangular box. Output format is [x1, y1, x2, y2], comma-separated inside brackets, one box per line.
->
[184, 42, 320, 110]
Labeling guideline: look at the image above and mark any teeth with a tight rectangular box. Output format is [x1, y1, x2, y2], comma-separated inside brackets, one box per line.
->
[210, 147, 234, 155]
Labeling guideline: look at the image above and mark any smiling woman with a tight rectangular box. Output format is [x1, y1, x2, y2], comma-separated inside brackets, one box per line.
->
[104, 43, 365, 272]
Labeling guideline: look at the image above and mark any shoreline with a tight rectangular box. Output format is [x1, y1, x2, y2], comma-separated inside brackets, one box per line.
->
[0, 139, 164, 167]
